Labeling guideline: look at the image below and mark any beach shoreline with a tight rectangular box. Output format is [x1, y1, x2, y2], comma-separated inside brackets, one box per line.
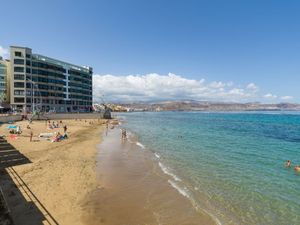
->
[1, 117, 218, 225]
[0, 119, 106, 225]
[81, 126, 216, 225]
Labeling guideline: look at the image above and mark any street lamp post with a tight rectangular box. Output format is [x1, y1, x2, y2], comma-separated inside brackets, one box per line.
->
[26, 78, 40, 114]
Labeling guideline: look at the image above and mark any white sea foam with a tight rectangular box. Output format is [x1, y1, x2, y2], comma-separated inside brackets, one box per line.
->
[168, 180, 189, 198]
[158, 162, 181, 181]
[136, 142, 145, 149]
[168, 181, 222, 225]
[154, 153, 160, 159]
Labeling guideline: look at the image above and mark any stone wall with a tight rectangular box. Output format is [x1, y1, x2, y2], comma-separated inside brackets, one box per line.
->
[0, 113, 105, 123]
[0, 115, 23, 123]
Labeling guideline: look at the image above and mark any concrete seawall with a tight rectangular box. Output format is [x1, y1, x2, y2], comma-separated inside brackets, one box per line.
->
[0, 113, 105, 123]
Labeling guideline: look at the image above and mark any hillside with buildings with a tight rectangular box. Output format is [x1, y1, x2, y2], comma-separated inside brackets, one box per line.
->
[110, 101, 300, 112]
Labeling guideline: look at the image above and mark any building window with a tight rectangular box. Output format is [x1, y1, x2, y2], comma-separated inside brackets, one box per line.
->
[26, 54, 31, 58]
[14, 82, 25, 88]
[14, 90, 25, 96]
[14, 59, 25, 65]
[26, 60, 31, 66]
[15, 52, 22, 57]
[14, 67, 24, 73]
[26, 68, 31, 73]
[14, 74, 25, 80]
[14, 97, 25, 103]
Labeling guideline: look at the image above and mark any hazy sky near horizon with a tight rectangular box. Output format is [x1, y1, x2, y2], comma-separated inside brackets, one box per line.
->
[1, 0, 300, 103]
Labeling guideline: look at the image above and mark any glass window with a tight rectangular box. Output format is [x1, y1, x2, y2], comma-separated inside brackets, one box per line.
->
[14, 59, 24, 65]
[15, 51, 22, 57]
[26, 54, 31, 58]
[14, 74, 25, 80]
[14, 67, 24, 72]
[14, 97, 25, 103]
[14, 82, 25, 88]
[26, 68, 31, 73]
[14, 90, 25, 95]
[26, 60, 31, 66]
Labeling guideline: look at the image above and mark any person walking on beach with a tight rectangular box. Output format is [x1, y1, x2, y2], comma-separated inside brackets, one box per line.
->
[30, 130, 33, 142]
[63, 125, 67, 133]
[121, 129, 127, 140]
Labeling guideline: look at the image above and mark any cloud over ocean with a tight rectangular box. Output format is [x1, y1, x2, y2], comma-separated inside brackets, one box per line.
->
[93, 73, 291, 103]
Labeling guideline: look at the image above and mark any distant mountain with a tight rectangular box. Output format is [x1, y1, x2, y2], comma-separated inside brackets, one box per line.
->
[114, 101, 300, 112]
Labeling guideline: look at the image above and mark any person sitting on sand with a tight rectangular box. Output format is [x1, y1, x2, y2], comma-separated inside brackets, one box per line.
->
[16, 125, 22, 134]
[27, 125, 31, 129]
[294, 165, 300, 172]
[62, 132, 68, 139]
[48, 123, 53, 130]
[285, 160, 291, 167]
[52, 132, 63, 142]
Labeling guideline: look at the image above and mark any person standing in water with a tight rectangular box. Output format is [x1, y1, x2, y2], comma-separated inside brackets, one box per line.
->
[285, 160, 291, 167]
[121, 129, 127, 140]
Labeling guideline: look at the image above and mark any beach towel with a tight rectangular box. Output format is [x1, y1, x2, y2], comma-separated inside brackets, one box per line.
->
[7, 125, 17, 129]
[39, 133, 54, 139]
[9, 134, 18, 140]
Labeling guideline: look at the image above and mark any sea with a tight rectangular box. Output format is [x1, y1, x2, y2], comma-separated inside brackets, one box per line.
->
[116, 111, 300, 225]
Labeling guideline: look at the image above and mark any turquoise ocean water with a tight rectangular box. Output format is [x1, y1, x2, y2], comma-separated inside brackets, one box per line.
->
[117, 112, 300, 225]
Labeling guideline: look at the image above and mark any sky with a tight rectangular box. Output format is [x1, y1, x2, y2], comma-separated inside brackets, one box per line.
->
[1, 0, 300, 103]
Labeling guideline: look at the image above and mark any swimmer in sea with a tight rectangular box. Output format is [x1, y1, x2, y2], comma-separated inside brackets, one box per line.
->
[294, 165, 300, 172]
[285, 160, 291, 167]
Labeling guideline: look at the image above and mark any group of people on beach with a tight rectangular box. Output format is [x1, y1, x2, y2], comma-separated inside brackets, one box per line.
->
[9, 125, 22, 135]
[47, 120, 63, 130]
[285, 160, 300, 172]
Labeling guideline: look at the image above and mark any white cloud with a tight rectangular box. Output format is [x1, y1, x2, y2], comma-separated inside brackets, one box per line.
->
[263, 93, 277, 99]
[281, 96, 293, 101]
[246, 83, 259, 92]
[0, 46, 9, 59]
[93, 73, 262, 102]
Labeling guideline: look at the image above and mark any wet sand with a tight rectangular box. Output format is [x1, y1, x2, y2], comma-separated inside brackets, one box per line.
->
[81, 128, 216, 225]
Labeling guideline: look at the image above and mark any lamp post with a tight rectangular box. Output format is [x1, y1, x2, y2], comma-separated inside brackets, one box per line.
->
[26, 78, 40, 114]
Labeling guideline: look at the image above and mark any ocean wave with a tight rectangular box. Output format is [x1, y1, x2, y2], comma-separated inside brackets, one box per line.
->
[154, 153, 160, 159]
[168, 180, 189, 198]
[158, 162, 181, 181]
[136, 142, 145, 149]
[168, 181, 222, 225]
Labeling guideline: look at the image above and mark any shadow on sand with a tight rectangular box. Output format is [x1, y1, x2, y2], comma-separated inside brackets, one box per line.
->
[0, 136, 58, 225]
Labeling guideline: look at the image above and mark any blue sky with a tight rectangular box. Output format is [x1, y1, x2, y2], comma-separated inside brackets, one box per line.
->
[1, 0, 300, 103]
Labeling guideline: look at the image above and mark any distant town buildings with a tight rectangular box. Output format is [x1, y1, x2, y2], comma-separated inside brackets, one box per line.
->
[0, 46, 93, 113]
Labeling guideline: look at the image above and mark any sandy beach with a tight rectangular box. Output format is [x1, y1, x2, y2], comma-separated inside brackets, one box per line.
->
[0, 118, 217, 225]
[0, 119, 106, 225]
